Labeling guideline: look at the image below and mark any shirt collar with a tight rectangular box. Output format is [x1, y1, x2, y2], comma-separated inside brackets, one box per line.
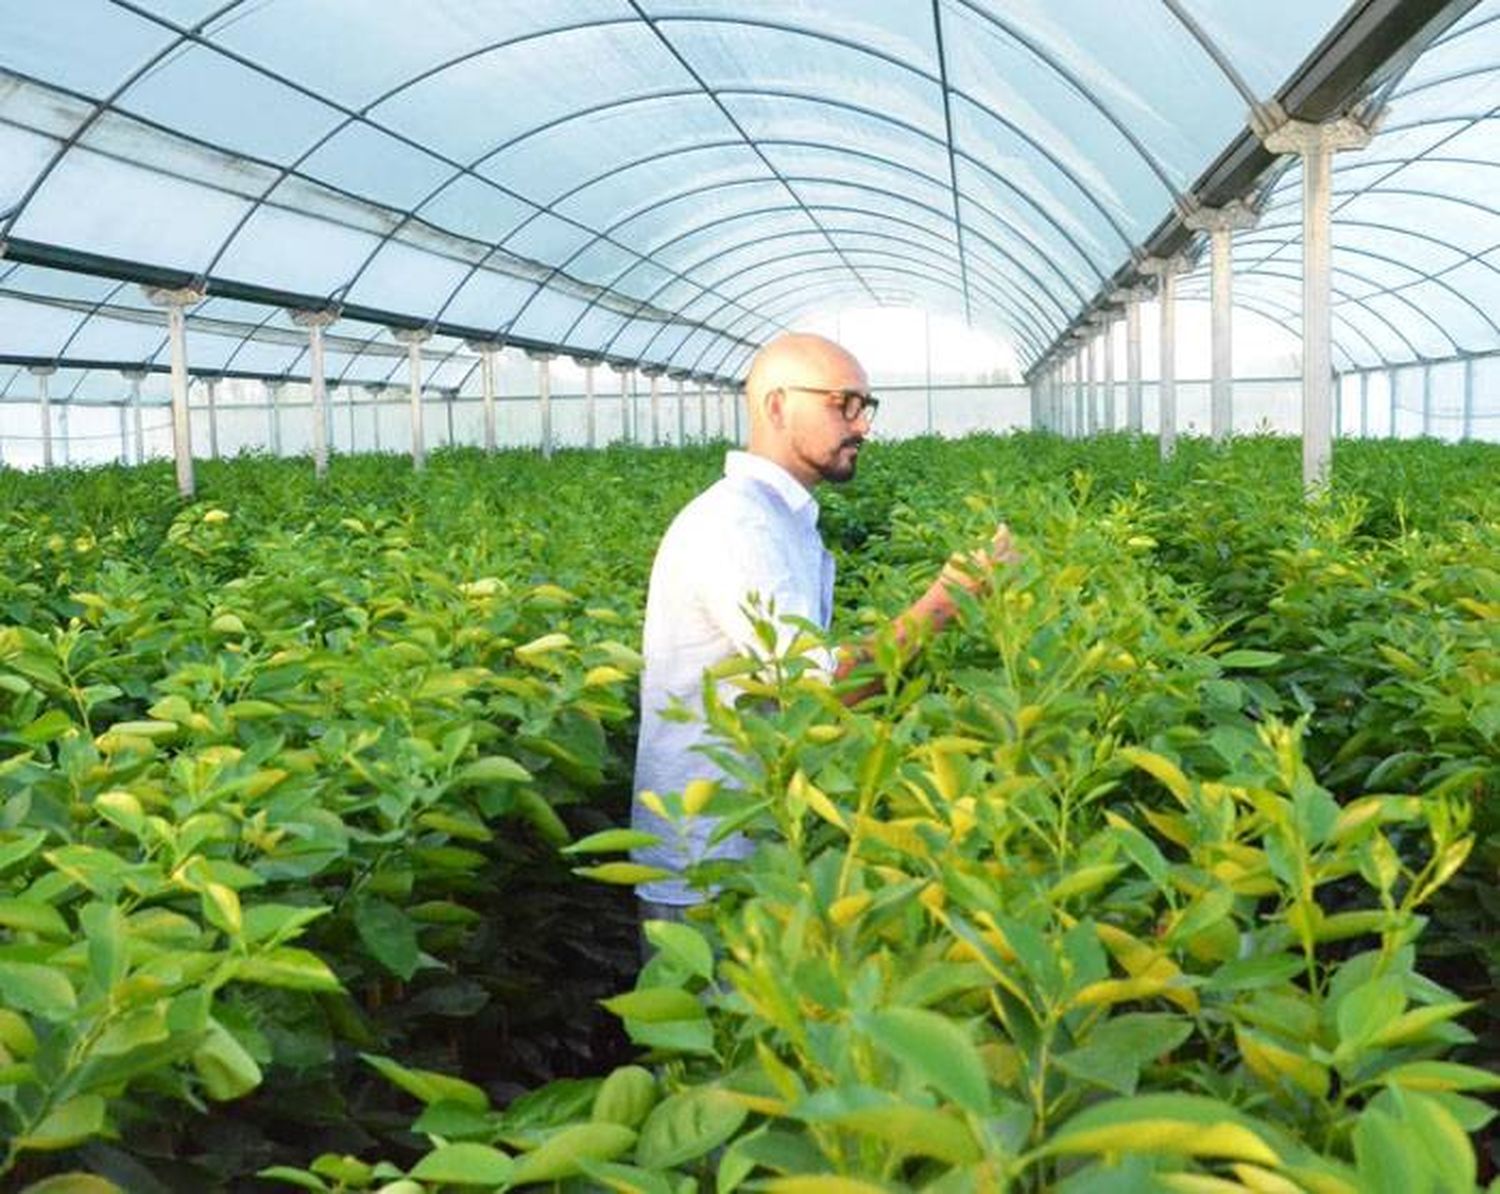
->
[724, 450, 818, 522]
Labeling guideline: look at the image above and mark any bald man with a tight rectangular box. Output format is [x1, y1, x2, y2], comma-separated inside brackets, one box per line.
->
[631, 333, 1015, 918]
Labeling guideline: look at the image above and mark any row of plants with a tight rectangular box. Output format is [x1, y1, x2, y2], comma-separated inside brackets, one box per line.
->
[0, 434, 1495, 1191]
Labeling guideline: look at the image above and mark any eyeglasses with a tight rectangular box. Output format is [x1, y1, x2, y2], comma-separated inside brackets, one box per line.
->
[779, 385, 880, 424]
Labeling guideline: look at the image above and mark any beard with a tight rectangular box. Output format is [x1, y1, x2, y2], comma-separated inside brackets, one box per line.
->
[814, 436, 863, 483]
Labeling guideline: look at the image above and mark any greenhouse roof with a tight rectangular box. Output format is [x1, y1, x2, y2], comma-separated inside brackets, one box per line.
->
[0, 0, 1493, 398]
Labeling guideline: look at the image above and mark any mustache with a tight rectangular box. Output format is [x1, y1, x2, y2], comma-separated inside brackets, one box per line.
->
[841, 436, 864, 449]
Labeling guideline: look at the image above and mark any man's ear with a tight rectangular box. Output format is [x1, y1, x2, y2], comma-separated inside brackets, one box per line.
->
[762, 386, 784, 428]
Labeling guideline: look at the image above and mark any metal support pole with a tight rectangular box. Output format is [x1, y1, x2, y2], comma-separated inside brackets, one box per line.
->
[31, 366, 55, 470]
[1186, 200, 1258, 443]
[124, 369, 146, 464]
[293, 308, 339, 480]
[1388, 368, 1398, 438]
[205, 377, 219, 461]
[733, 383, 744, 444]
[117, 402, 128, 465]
[393, 327, 431, 470]
[1462, 357, 1475, 441]
[1085, 333, 1098, 437]
[368, 385, 386, 453]
[444, 390, 455, 447]
[1421, 363, 1433, 438]
[1263, 116, 1372, 491]
[1141, 256, 1183, 459]
[1359, 371, 1370, 439]
[268, 384, 283, 457]
[1125, 287, 1145, 432]
[697, 382, 707, 440]
[1102, 316, 1116, 431]
[585, 363, 597, 449]
[142, 285, 203, 497]
[467, 340, 500, 452]
[609, 363, 631, 445]
[675, 377, 686, 444]
[534, 353, 554, 458]
[649, 372, 662, 445]
[347, 385, 357, 454]
[717, 387, 728, 439]
[57, 400, 69, 467]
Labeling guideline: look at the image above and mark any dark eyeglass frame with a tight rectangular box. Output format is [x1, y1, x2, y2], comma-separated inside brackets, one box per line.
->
[778, 384, 880, 424]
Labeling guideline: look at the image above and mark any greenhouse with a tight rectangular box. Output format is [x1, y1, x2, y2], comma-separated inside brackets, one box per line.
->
[0, 2, 1497, 1191]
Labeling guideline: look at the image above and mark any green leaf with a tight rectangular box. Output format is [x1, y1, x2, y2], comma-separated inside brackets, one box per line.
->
[1055, 1013, 1193, 1096]
[19, 1175, 124, 1194]
[0, 961, 77, 1019]
[353, 896, 420, 981]
[409, 1143, 513, 1186]
[0, 829, 48, 875]
[1045, 1093, 1280, 1166]
[1215, 649, 1283, 669]
[1203, 953, 1304, 993]
[16, 1095, 108, 1151]
[1336, 975, 1405, 1050]
[0, 897, 69, 940]
[362, 1053, 489, 1110]
[508, 1123, 636, 1185]
[601, 987, 705, 1023]
[235, 948, 341, 992]
[561, 828, 662, 855]
[79, 902, 128, 992]
[1378, 1061, 1500, 1094]
[193, 1018, 263, 1101]
[411, 1101, 496, 1140]
[643, 920, 715, 981]
[255, 1166, 329, 1191]
[862, 1007, 990, 1115]
[798, 1087, 980, 1165]
[454, 756, 532, 785]
[636, 1087, 748, 1170]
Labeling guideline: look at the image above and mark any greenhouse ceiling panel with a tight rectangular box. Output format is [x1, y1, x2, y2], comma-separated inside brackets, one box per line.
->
[0, 0, 1492, 385]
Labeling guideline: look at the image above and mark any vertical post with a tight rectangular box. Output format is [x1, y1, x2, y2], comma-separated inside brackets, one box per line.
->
[57, 399, 70, 467]
[733, 382, 743, 444]
[31, 366, 56, 470]
[649, 371, 662, 445]
[717, 387, 728, 440]
[1102, 315, 1117, 431]
[347, 385, 357, 454]
[1359, 371, 1369, 438]
[368, 384, 386, 453]
[444, 389, 456, 447]
[268, 383, 283, 457]
[142, 285, 204, 497]
[123, 369, 147, 464]
[1085, 332, 1098, 437]
[697, 381, 708, 441]
[585, 362, 597, 449]
[205, 376, 220, 461]
[292, 307, 339, 480]
[1141, 256, 1184, 459]
[1462, 357, 1475, 441]
[1186, 201, 1258, 443]
[1125, 285, 1145, 432]
[118, 401, 129, 465]
[674, 377, 686, 444]
[609, 363, 632, 445]
[1421, 363, 1433, 438]
[1387, 368, 1398, 438]
[533, 352, 554, 458]
[1073, 345, 1086, 437]
[392, 327, 431, 470]
[467, 339, 500, 452]
[1263, 116, 1372, 491]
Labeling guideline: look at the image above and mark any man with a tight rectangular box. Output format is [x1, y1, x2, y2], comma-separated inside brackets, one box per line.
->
[631, 332, 1016, 918]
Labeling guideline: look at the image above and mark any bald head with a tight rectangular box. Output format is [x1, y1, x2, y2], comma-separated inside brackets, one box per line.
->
[741, 332, 872, 489]
[745, 333, 866, 427]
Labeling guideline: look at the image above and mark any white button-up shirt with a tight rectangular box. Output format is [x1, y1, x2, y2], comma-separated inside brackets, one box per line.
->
[632, 450, 836, 905]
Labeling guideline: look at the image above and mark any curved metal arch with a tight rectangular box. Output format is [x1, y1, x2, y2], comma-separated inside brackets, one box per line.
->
[549, 139, 1096, 360]
[537, 140, 1081, 351]
[1430, 7, 1500, 50]
[618, 244, 970, 355]
[694, 253, 1048, 367]
[549, 163, 1092, 363]
[1156, 0, 1264, 107]
[486, 83, 1113, 349]
[944, 0, 1189, 199]
[679, 259, 1049, 373]
[647, 201, 961, 271]
[618, 244, 1049, 368]
[1202, 256, 1438, 362]
[1233, 215, 1500, 342]
[1177, 274, 1390, 369]
[1, 0, 251, 238]
[1261, 183, 1500, 228]
[640, 10, 1158, 244]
